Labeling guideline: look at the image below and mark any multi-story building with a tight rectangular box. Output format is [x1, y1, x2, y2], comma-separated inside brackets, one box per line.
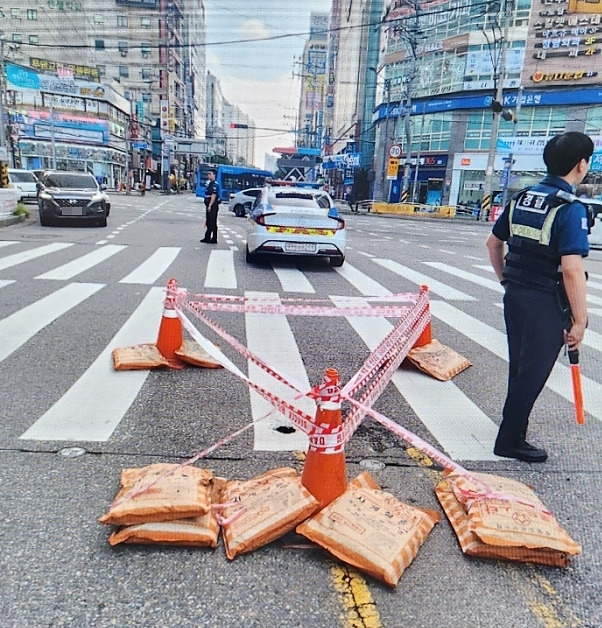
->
[1, 0, 207, 185]
[323, 0, 384, 200]
[373, 0, 602, 207]
[223, 103, 255, 166]
[297, 12, 329, 151]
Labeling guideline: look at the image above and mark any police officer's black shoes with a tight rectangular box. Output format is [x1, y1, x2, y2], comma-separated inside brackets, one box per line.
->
[493, 441, 548, 463]
[200, 238, 210, 243]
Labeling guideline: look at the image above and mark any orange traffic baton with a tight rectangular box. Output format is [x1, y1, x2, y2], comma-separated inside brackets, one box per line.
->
[568, 349, 585, 425]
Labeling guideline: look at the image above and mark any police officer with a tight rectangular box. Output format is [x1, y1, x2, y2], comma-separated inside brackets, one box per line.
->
[486, 131, 593, 462]
[201, 168, 220, 244]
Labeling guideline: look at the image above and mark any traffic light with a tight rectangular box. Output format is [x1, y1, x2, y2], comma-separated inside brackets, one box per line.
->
[0, 162, 8, 188]
[229, 122, 248, 129]
[490, 100, 516, 122]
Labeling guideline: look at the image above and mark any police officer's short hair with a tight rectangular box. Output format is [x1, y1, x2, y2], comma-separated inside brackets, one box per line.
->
[208, 168, 217, 176]
[543, 132, 594, 176]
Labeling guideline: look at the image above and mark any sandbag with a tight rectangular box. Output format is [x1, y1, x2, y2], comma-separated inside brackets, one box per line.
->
[99, 463, 213, 526]
[108, 477, 227, 547]
[407, 339, 471, 381]
[175, 339, 224, 369]
[297, 474, 440, 587]
[112, 343, 169, 370]
[221, 467, 319, 560]
[436, 471, 581, 567]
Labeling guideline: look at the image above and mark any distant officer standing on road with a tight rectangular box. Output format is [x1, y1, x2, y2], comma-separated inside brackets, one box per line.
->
[486, 131, 593, 462]
[201, 168, 220, 244]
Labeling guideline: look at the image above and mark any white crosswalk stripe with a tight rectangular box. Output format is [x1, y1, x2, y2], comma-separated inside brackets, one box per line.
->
[0, 242, 73, 271]
[37, 245, 127, 280]
[120, 246, 181, 284]
[0, 283, 104, 364]
[204, 249, 237, 289]
[20, 287, 164, 442]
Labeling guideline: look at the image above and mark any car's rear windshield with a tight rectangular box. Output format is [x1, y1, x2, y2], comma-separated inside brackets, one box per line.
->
[9, 171, 37, 183]
[270, 192, 329, 209]
[45, 174, 97, 189]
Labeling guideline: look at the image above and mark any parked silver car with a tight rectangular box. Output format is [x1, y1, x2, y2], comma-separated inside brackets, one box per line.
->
[8, 169, 38, 202]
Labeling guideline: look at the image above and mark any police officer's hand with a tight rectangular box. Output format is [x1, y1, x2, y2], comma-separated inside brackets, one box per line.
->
[564, 322, 586, 350]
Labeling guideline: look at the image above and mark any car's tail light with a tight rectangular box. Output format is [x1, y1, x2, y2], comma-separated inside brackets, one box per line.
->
[334, 217, 345, 230]
[254, 212, 275, 226]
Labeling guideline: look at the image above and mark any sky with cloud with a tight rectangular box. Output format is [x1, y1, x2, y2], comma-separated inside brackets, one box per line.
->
[204, 0, 332, 166]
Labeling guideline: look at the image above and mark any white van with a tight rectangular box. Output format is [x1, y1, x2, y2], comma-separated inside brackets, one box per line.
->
[8, 169, 39, 202]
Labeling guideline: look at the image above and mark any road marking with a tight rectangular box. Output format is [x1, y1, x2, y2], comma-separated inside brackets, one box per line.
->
[245, 291, 311, 451]
[0, 279, 14, 289]
[0, 241, 19, 248]
[120, 246, 181, 284]
[36, 245, 127, 280]
[0, 283, 104, 364]
[0, 242, 73, 271]
[423, 261, 505, 293]
[432, 300, 602, 422]
[204, 249, 237, 289]
[332, 295, 498, 461]
[272, 263, 315, 293]
[373, 258, 477, 301]
[330, 563, 383, 628]
[20, 287, 164, 442]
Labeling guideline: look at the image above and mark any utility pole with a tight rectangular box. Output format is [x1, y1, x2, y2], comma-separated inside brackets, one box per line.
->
[481, 0, 511, 221]
[500, 84, 524, 210]
[381, 78, 391, 201]
[0, 41, 8, 163]
[400, 0, 420, 204]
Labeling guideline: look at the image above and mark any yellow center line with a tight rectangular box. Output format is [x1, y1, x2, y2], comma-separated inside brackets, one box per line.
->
[330, 562, 383, 628]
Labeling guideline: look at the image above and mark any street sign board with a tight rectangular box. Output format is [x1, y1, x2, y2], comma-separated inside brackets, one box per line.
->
[387, 158, 399, 180]
[132, 141, 149, 150]
[389, 144, 402, 158]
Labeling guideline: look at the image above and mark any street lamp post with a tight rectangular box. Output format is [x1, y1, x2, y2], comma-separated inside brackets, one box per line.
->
[412, 104, 427, 203]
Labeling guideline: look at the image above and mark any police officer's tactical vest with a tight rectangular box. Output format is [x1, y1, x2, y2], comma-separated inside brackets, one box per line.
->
[503, 188, 581, 291]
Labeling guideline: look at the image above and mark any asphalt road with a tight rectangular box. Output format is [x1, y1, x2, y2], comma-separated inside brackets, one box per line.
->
[0, 191, 600, 628]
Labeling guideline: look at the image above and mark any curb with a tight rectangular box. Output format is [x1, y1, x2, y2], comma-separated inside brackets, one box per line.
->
[0, 213, 28, 228]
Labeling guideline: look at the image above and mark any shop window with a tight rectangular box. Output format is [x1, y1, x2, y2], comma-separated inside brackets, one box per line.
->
[10, 8, 21, 19]
[27, 9, 37, 20]
[12, 32, 22, 43]
[141, 17, 151, 28]
[117, 15, 128, 27]
[29, 34, 38, 44]
[119, 66, 129, 78]
[95, 39, 105, 50]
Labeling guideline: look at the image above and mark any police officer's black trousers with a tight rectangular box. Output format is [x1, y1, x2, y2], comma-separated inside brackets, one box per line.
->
[497, 284, 569, 448]
[204, 205, 219, 242]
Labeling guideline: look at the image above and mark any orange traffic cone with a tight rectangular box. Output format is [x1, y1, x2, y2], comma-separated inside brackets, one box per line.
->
[413, 284, 432, 348]
[301, 368, 347, 510]
[156, 278, 185, 370]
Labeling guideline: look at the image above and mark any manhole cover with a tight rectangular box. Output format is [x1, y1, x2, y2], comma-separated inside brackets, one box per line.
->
[359, 459, 385, 471]
[58, 447, 87, 458]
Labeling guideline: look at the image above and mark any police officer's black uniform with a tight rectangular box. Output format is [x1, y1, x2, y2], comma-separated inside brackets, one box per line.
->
[491, 175, 590, 460]
[201, 178, 220, 243]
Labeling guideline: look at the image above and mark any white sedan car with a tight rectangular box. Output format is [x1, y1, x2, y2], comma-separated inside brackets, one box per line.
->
[245, 186, 346, 266]
[228, 188, 263, 217]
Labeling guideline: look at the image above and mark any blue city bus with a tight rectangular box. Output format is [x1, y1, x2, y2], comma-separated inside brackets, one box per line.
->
[196, 164, 273, 202]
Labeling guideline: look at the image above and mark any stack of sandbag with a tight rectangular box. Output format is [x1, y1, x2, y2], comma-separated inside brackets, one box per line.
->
[99, 463, 225, 547]
[297, 471, 440, 587]
[435, 471, 581, 567]
[406, 339, 471, 381]
[112, 338, 223, 371]
[221, 467, 319, 559]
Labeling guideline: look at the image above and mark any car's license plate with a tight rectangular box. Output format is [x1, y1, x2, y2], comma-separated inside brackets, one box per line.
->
[62, 207, 83, 216]
[284, 242, 317, 253]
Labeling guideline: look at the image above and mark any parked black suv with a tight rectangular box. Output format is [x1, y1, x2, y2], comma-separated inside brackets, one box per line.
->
[37, 171, 110, 227]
